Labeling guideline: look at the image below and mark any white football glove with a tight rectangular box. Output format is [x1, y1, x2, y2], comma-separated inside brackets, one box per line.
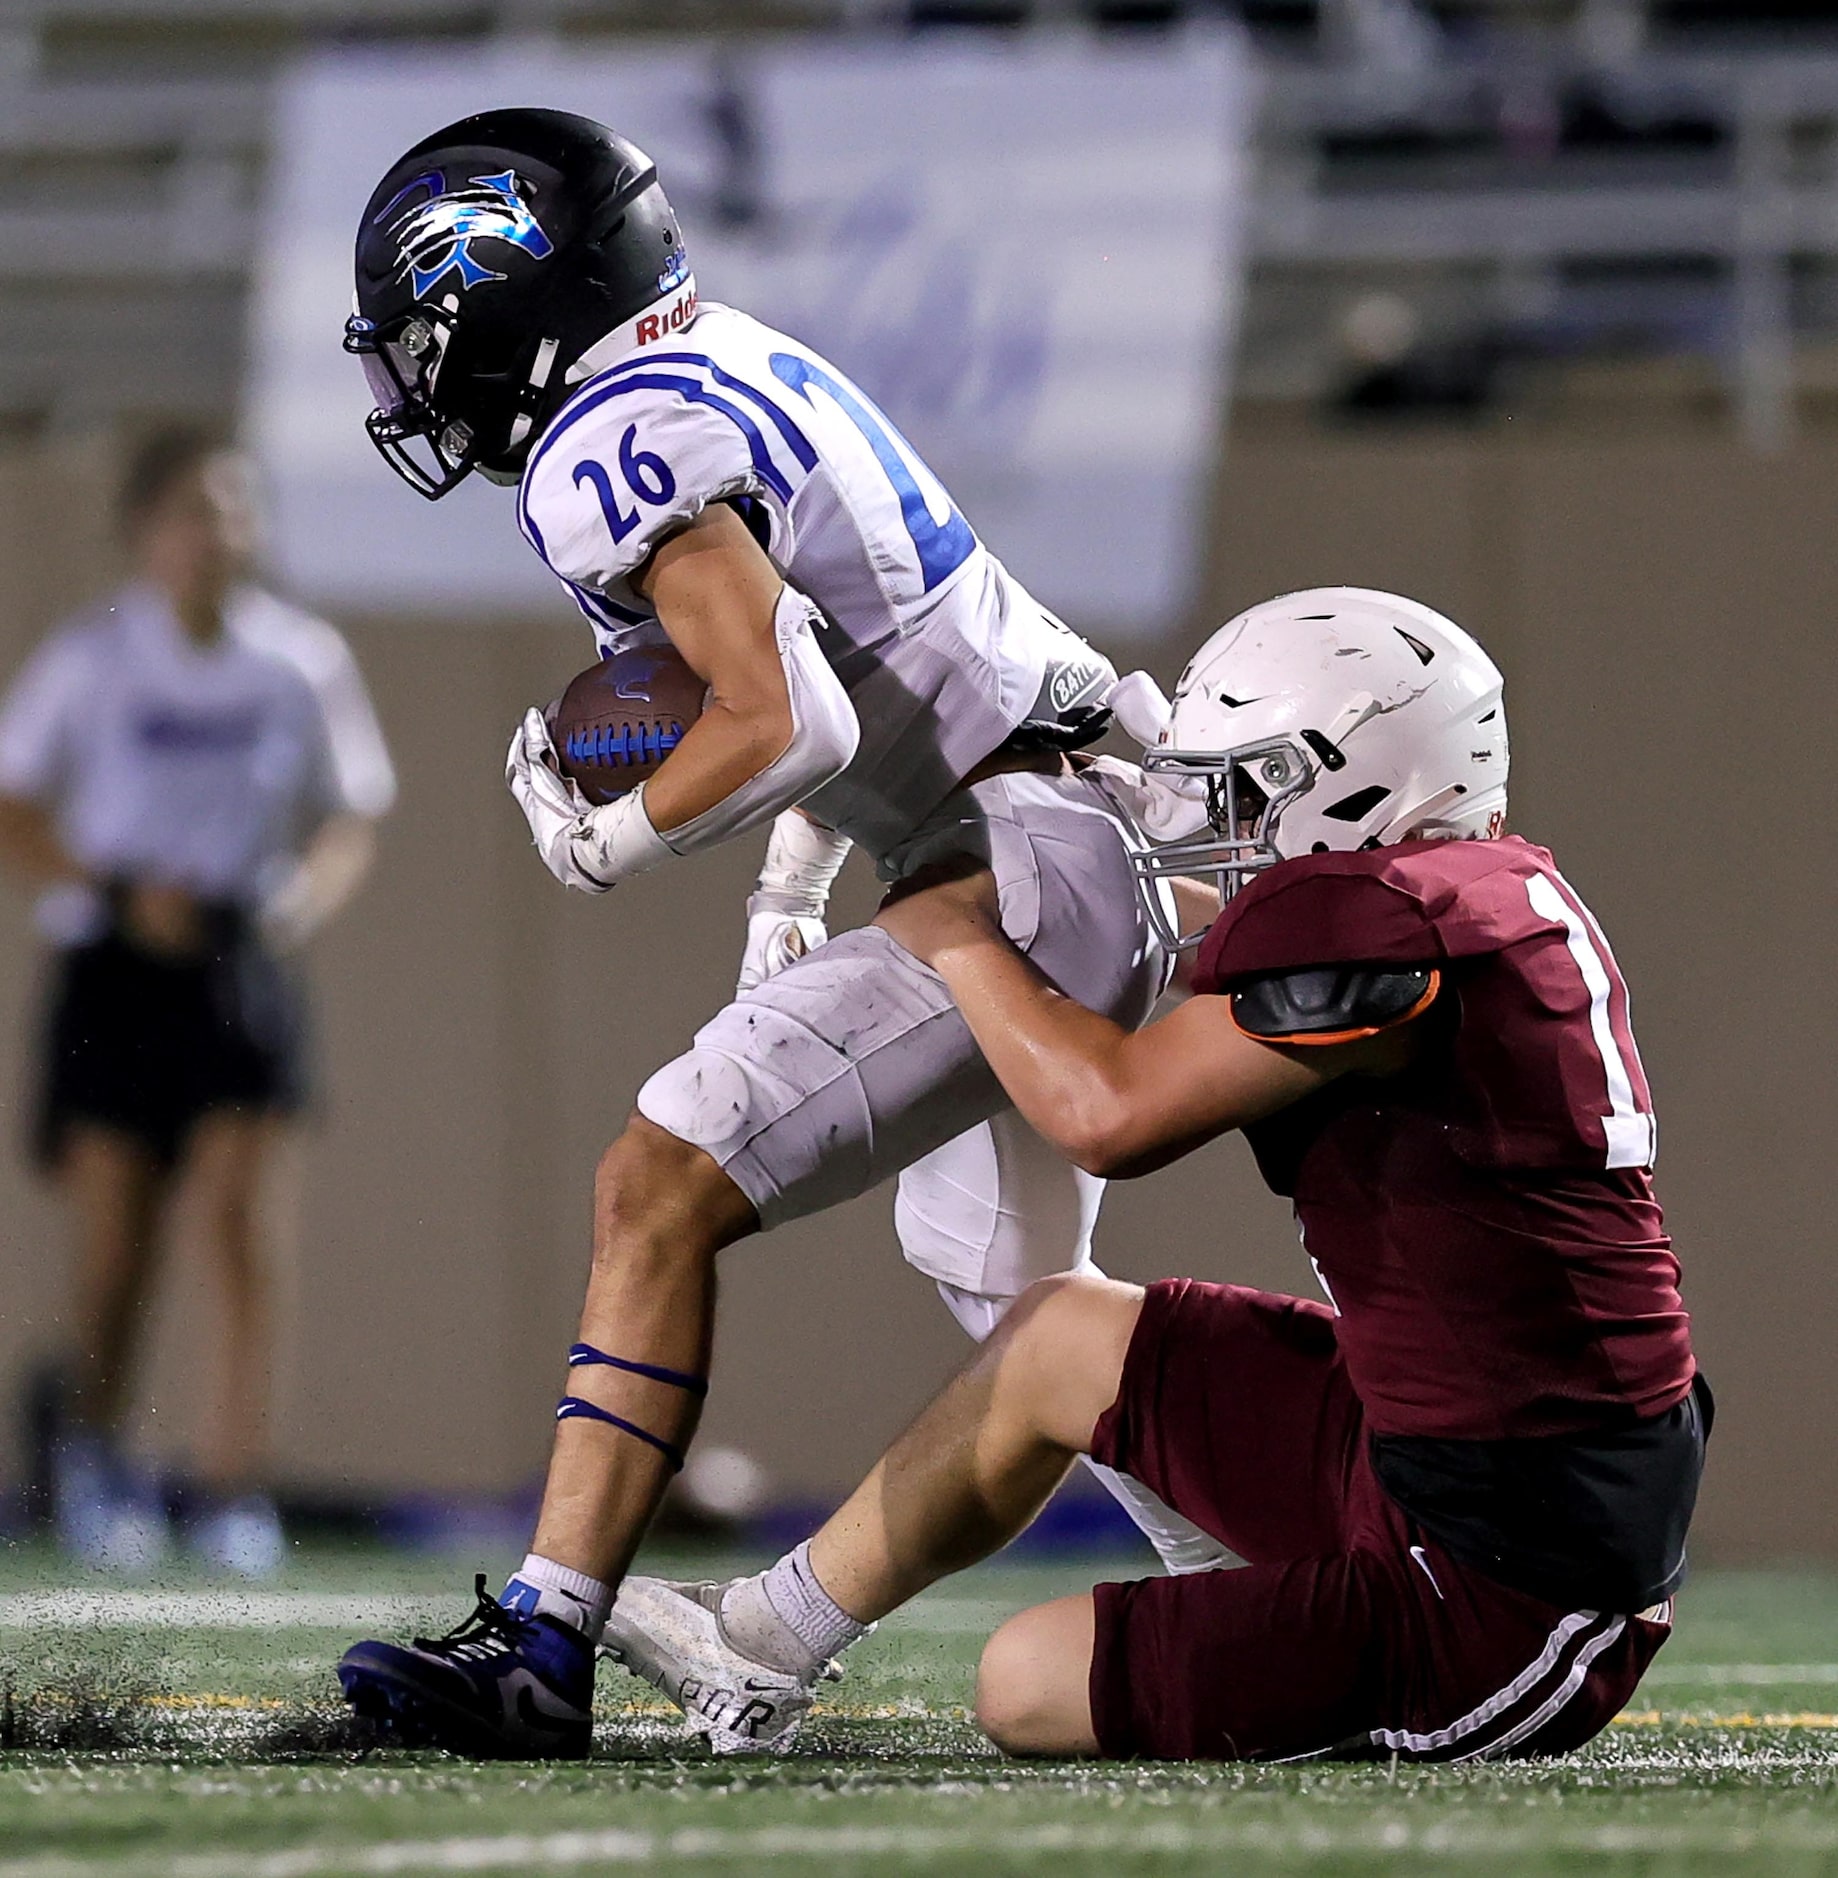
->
[737, 910, 829, 995]
[1083, 754, 1210, 845]
[1105, 669, 1175, 746]
[736, 810, 852, 996]
[505, 707, 673, 893]
[1094, 673, 1210, 842]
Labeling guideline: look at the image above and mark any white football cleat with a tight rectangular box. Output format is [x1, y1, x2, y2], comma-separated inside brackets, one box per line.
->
[603, 1576, 829, 1755]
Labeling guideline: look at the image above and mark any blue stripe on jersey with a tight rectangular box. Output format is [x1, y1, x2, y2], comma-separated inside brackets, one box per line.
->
[596, 353, 818, 474]
[524, 371, 799, 503]
[564, 583, 609, 632]
[517, 491, 549, 565]
[566, 580, 649, 632]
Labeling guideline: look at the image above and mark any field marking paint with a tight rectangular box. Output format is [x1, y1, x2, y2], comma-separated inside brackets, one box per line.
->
[0, 1594, 447, 1632]
[7, 1592, 1838, 1665]
[0, 1591, 1007, 1634]
[1642, 1662, 1838, 1685]
[12, 1818, 1838, 1877]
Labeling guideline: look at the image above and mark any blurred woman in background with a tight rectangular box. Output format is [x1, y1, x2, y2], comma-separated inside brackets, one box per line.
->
[0, 429, 395, 1576]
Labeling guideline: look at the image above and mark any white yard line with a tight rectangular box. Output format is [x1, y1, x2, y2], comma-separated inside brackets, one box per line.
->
[0, 1591, 1011, 1634]
[9, 1819, 1838, 1878]
[1643, 1663, 1838, 1684]
[0, 1593, 447, 1631]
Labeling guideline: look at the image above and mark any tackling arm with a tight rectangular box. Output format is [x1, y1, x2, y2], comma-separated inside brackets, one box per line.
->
[874, 867, 1412, 1180]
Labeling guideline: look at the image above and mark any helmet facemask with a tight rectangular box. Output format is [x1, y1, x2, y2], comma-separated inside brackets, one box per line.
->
[345, 308, 480, 499]
[345, 301, 568, 499]
[1134, 737, 1317, 949]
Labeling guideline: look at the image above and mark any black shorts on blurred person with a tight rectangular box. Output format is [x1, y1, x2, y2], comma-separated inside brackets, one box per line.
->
[34, 888, 308, 1171]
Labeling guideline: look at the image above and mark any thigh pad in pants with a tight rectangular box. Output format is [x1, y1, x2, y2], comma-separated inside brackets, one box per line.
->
[895, 1110, 1107, 1296]
[636, 770, 1164, 1231]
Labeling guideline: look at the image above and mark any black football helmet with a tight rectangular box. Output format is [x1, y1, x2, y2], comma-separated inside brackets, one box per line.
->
[346, 108, 692, 499]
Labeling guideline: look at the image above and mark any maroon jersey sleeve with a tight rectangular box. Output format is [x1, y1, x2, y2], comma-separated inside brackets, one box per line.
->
[1195, 837, 1657, 1175]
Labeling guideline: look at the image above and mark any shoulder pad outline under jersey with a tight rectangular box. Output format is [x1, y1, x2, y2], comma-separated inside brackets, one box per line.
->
[1228, 965, 1441, 1046]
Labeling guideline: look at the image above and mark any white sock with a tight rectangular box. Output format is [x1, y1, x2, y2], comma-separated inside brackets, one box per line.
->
[502, 1553, 612, 1642]
[719, 1573, 817, 1678]
[720, 1541, 867, 1679]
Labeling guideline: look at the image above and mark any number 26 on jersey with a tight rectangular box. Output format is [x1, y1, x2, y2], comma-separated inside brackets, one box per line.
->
[572, 426, 677, 545]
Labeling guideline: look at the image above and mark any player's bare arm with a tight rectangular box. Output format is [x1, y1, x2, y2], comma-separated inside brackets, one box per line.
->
[0, 793, 87, 888]
[874, 863, 1405, 1179]
[628, 505, 795, 831]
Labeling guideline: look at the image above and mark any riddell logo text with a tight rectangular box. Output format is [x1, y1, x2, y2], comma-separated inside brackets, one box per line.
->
[636, 290, 699, 346]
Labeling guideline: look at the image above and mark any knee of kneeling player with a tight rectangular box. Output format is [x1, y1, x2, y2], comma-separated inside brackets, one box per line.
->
[975, 1607, 1099, 1757]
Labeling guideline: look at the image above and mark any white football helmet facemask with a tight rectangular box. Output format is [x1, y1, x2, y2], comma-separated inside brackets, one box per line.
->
[1133, 587, 1509, 948]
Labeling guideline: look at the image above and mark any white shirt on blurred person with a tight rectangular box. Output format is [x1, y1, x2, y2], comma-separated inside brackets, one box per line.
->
[0, 579, 395, 946]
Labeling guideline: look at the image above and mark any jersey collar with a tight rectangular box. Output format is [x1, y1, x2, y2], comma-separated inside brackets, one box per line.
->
[564, 276, 701, 389]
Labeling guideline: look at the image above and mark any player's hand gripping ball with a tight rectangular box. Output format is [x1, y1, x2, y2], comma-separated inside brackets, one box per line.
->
[545, 645, 708, 806]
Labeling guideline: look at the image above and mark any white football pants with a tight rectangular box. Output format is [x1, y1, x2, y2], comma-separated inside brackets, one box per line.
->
[637, 767, 1234, 1574]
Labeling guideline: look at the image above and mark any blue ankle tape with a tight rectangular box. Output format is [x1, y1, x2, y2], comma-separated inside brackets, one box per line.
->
[555, 1396, 687, 1473]
[567, 1342, 708, 1399]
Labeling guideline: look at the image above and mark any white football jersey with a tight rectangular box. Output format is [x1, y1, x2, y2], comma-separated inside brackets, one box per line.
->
[516, 302, 1114, 859]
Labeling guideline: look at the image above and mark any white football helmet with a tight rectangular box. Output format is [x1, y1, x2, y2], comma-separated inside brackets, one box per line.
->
[1133, 587, 1509, 947]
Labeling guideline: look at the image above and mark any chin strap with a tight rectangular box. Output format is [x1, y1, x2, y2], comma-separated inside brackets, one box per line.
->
[555, 1341, 708, 1474]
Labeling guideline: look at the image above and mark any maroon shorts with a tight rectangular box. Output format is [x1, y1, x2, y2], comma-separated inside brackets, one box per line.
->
[1087, 1278, 1672, 1762]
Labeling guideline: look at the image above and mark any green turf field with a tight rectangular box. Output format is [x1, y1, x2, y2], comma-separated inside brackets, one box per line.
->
[0, 1544, 1831, 1877]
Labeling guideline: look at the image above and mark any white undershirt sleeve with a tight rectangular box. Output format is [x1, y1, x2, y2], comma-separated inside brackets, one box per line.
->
[655, 585, 860, 857]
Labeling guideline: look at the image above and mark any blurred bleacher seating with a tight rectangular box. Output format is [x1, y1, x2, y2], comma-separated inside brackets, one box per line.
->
[10, 0, 1838, 443]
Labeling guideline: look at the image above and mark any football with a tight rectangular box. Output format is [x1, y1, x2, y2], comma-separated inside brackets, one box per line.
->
[546, 643, 708, 806]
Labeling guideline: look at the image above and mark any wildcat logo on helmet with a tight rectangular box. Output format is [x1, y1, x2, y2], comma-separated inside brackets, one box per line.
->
[656, 245, 691, 296]
[376, 168, 555, 300]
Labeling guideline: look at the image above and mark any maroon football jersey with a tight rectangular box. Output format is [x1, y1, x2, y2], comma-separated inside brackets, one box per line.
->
[1193, 835, 1694, 1444]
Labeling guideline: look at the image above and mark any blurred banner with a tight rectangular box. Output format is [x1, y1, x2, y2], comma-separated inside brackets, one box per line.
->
[248, 33, 1254, 638]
